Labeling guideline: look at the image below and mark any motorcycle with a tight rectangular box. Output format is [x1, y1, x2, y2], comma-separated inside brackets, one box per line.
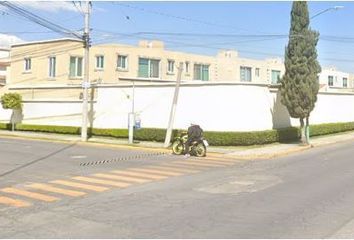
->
[171, 132, 208, 157]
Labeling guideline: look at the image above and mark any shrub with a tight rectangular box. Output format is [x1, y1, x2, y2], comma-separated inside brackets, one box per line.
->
[1, 93, 22, 110]
[5, 121, 354, 146]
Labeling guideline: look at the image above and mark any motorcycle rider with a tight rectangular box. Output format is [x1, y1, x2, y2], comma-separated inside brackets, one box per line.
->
[183, 123, 203, 157]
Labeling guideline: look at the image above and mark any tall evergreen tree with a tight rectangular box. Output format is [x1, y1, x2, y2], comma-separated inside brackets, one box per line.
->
[280, 1, 321, 145]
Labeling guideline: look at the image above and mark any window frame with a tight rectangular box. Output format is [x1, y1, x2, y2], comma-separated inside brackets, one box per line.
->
[48, 56, 56, 78]
[343, 77, 348, 88]
[328, 75, 334, 86]
[193, 63, 209, 81]
[255, 68, 260, 77]
[69, 56, 83, 78]
[138, 57, 160, 79]
[240, 66, 252, 82]
[271, 70, 281, 84]
[167, 59, 175, 74]
[117, 54, 128, 70]
[24, 57, 32, 72]
[95, 55, 104, 70]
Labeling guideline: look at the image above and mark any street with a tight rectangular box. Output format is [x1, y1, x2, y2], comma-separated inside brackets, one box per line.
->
[1, 136, 354, 238]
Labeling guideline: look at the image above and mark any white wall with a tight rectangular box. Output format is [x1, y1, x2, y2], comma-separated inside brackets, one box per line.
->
[1, 83, 354, 132]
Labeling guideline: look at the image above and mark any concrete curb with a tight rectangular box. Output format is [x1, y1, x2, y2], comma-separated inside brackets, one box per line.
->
[0, 130, 353, 160]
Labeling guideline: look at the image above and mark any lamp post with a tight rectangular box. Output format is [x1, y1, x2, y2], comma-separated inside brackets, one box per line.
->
[310, 6, 344, 19]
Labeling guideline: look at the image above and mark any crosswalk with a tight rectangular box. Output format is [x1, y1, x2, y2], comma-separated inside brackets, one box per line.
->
[0, 155, 239, 209]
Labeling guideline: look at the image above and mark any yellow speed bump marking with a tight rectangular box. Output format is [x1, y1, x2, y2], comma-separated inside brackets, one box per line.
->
[148, 166, 200, 174]
[0, 196, 31, 207]
[203, 156, 239, 162]
[50, 180, 109, 192]
[161, 163, 209, 170]
[1, 188, 58, 202]
[128, 168, 183, 177]
[93, 173, 151, 184]
[173, 160, 224, 167]
[27, 183, 86, 197]
[111, 170, 167, 180]
[72, 176, 131, 188]
[189, 158, 234, 166]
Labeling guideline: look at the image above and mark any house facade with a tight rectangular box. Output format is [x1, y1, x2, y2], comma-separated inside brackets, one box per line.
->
[0, 48, 10, 87]
[319, 67, 354, 92]
[9, 38, 285, 87]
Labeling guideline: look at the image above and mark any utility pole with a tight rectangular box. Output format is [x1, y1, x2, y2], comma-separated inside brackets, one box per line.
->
[164, 62, 183, 148]
[81, 1, 91, 142]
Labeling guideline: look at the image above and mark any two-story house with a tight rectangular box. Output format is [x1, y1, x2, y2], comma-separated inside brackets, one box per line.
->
[9, 38, 285, 100]
[0, 48, 10, 87]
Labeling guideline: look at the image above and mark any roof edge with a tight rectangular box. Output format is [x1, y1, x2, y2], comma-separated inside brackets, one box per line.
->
[11, 38, 83, 48]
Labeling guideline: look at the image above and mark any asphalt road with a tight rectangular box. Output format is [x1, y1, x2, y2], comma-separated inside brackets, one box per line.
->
[1, 136, 354, 238]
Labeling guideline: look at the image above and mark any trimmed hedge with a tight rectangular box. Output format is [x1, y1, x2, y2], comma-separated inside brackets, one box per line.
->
[0, 121, 354, 146]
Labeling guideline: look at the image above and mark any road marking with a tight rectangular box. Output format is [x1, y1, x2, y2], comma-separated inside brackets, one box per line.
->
[128, 168, 184, 177]
[204, 155, 239, 161]
[189, 158, 234, 166]
[1, 188, 58, 202]
[72, 176, 131, 188]
[93, 173, 151, 183]
[27, 183, 86, 197]
[50, 180, 109, 192]
[148, 165, 200, 174]
[161, 162, 209, 170]
[173, 160, 225, 167]
[202, 157, 238, 163]
[111, 170, 168, 180]
[0, 196, 31, 207]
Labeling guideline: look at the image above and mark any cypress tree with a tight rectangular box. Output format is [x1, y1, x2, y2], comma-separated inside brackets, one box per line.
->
[280, 1, 321, 145]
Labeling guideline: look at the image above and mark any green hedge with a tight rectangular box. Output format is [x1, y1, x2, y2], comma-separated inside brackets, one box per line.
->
[1, 121, 354, 146]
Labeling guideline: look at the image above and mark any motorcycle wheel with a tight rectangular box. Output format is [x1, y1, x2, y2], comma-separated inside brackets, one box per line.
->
[172, 141, 184, 155]
[194, 143, 206, 157]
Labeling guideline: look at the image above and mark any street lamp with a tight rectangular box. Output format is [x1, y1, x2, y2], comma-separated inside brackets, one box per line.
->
[310, 6, 344, 19]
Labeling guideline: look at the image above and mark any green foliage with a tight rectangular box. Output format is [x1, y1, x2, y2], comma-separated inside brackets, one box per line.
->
[15, 124, 81, 134]
[1, 93, 23, 110]
[2, 122, 354, 146]
[280, 1, 321, 119]
[309, 122, 354, 137]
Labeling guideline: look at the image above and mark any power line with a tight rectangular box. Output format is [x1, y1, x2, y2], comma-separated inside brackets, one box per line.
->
[113, 2, 272, 35]
[0, 1, 82, 39]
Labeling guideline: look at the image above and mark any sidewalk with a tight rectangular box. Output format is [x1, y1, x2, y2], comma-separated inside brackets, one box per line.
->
[0, 129, 353, 159]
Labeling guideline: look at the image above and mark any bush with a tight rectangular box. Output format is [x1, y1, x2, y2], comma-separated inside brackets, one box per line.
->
[1, 93, 22, 110]
[309, 122, 354, 137]
[4, 121, 354, 146]
[15, 124, 81, 135]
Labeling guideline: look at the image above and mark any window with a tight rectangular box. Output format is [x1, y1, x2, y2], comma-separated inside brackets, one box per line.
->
[138, 58, 160, 78]
[48, 56, 56, 78]
[96, 55, 104, 69]
[24, 58, 31, 71]
[194, 64, 209, 81]
[167, 60, 175, 73]
[271, 70, 281, 84]
[255, 68, 260, 77]
[69, 56, 83, 78]
[117, 55, 127, 70]
[343, 77, 348, 88]
[240, 66, 252, 82]
[185, 61, 189, 73]
[328, 76, 334, 86]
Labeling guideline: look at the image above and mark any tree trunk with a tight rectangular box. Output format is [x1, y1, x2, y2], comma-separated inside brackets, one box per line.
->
[305, 116, 310, 144]
[300, 118, 307, 145]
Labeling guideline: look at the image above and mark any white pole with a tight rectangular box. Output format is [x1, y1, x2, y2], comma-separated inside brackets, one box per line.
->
[164, 62, 183, 148]
[128, 81, 135, 144]
[81, 1, 90, 142]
